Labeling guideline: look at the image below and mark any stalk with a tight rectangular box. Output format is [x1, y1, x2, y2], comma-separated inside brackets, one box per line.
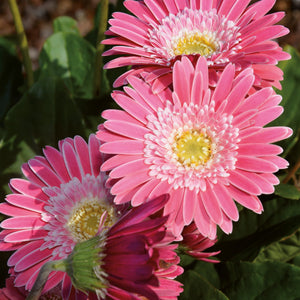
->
[93, 0, 109, 97]
[8, 0, 34, 88]
[26, 260, 66, 300]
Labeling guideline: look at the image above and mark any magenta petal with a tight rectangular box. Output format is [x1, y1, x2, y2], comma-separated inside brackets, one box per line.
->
[9, 179, 48, 200]
[4, 229, 48, 243]
[1, 216, 45, 230]
[6, 194, 46, 213]
[0, 203, 40, 217]
[43, 146, 70, 183]
[8, 240, 44, 266]
[15, 247, 53, 272]
[28, 159, 62, 187]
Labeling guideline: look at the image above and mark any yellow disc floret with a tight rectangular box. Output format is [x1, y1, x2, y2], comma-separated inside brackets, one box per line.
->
[172, 32, 219, 57]
[67, 199, 116, 243]
[173, 129, 212, 167]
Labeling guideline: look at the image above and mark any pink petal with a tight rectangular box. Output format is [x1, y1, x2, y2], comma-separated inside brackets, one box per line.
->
[236, 155, 279, 173]
[43, 146, 70, 183]
[201, 184, 223, 225]
[213, 64, 235, 108]
[131, 179, 160, 207]
[194, 195, 216, 239]
[228, 170, 261, 195]
[227, 185, 263, 213]
[100, 140, 145, 155]
[74, 135, 92, 176]
[109, 158, 147, 179]
[238, 143, 283, 156]
[1, 216, 45, 230]
[182, 188, 196, 225]
[9, 179, 48, 201]
[211, 184, 239, 221]
[241, 127, 292, 143]
[219, 214, 233, 234]
[104, 120, 150, 140]
[15, 247, 53, 272]
[101, 154, 141, 172]
[148, 179, 172, 199]
[8, 240, 44, 266]
[264, 155, 289, 169]
[4, 229, 48, 243]
[0, 203, 40, 217]
[127, 76, 164, 111]
[62, 142, 83, 180]
[5, 194, 46, 213]
[28, 159, 62, 187]
[110, 172, 151, 195]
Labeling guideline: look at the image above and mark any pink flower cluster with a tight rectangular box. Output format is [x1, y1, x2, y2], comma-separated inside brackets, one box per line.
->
[0, 0, 292, 299]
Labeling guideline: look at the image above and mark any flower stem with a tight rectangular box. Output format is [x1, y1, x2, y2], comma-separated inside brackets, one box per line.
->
[93, 0, 109, 98]
[8, 0, 34, 88]
[283, 157, 300, 184]
[26, 260, 66, 300]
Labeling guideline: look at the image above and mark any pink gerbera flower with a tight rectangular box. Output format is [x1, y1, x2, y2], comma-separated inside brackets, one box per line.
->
[0, 135, 119, 297]
[97, 57, 292, 239]
[180, 222, 220, 261]
[28, 195, 183, 300]
[103, 0, 290, 92]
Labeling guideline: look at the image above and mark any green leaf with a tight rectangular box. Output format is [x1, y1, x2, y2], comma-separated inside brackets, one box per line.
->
[0, 76, 89, 199]
[271, 46, 300, 156]
[39, 32, 96, 99]
[255, 230, 300, 263]
[179, 270, 229, 300]
[0, 38, 23, 123]
[215, 197, 300, 261]
[217, 261, 300, 300]
[275, 183, 300, 200]
[53, 16, 80, 35]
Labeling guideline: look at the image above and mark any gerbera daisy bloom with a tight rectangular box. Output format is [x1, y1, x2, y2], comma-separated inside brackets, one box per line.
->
[180, 222, 220, 261]
[103, 0, 290, 92]
[28, 195, 183, 300]
[97, 57, 292, 239]
[0, 134, 120, 298]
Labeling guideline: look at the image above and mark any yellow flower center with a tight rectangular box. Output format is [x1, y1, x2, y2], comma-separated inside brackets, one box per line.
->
[67, 199, 116, 243]
[173, 130, 212, 167]
[172, 32, 219, 57]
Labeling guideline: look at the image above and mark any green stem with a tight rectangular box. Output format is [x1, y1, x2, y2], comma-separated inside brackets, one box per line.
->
[26, 260, 66, 300]
[283, 157, 300, 184]
[93, 0, 109, 97]
[8, 0, 34, 88]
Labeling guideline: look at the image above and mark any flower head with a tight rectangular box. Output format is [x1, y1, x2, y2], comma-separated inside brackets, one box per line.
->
[97, 57, 292, 239]
[180, 222, 220, 261]
[0, 135, 120, 297]
[103, 0, 290, 92]
[29, 195, 183, 299]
